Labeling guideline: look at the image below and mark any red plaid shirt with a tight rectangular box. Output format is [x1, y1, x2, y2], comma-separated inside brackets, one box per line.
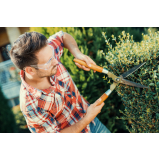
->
[20, 31, 94, 133]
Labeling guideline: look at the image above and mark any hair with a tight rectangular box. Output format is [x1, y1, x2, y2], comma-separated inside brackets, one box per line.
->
[9, 31, 48, 70]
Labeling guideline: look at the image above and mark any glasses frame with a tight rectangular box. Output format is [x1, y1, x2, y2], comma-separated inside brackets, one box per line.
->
[30, 54, 55, 70]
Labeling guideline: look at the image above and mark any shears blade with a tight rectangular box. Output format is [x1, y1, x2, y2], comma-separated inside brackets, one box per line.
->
[120, 77, 149, 88]
[73, 58, 149, 89]
[121, 62, 146, 78]
[119, 62, 149, 88]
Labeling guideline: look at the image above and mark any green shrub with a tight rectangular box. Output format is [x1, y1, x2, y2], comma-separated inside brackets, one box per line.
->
[29, 27, 153, 132]
[101, 29, 159, 133]
[0, 86, 18, 132]
[12, 105, 30, 133]
[29, 27, 127, 132]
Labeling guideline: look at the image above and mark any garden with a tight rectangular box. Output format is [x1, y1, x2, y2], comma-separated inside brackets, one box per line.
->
[0, 27, 159, 133]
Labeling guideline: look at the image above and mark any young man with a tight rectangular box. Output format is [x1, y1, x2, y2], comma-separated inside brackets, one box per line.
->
[10, 31, 110, 133]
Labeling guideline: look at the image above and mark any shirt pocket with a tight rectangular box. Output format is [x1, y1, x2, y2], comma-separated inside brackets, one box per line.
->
[42, 95, 55, 112]
[52, 86, 66, 116]
[54, 92, 64, 111]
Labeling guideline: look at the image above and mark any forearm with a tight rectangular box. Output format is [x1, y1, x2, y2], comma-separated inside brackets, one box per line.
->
[60, 115, 92, 133]
[63, 32, 82, 57]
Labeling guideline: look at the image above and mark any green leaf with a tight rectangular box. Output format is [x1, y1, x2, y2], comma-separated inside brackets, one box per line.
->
[149, 83, 155, 86]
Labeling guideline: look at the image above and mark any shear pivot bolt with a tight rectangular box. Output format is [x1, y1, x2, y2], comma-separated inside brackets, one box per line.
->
[116, 78, 120, 82]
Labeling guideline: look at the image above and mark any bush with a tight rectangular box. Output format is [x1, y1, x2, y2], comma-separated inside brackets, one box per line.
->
[12, 105, 30, 133]
[0, 86, 18, 132]
[29, 27, 128, 132]
[29, 27, 155, 132]
[101, 29, 159, 133]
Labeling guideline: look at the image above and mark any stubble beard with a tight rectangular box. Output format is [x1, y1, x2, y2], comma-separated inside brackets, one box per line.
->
[37, 65, 58, 78]
[49, 65, 58, 76]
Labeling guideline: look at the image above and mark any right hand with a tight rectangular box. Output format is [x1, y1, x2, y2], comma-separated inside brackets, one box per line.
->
[85, 98, 105, 121]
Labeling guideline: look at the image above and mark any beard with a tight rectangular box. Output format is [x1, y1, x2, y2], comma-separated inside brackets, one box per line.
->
[49, 64, 58, 76]
[36, 64, 58, 78]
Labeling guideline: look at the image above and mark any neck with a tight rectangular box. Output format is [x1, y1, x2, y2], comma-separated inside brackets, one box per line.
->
[24, 73, 51, 90]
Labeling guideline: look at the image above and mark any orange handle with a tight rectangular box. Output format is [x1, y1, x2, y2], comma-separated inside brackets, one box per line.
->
[73, 58, 103, 73]
[97, 93, 108, 105]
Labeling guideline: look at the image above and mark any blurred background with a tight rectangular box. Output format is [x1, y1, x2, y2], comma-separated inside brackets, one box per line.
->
[0, 27, 30, 132]
[0, 27, 158, 133]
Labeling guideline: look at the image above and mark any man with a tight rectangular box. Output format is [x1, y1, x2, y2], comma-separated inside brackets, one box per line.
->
[10, 30, 110, 133]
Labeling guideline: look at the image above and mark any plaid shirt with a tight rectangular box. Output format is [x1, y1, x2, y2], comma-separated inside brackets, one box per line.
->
[20, 31, 94, 133]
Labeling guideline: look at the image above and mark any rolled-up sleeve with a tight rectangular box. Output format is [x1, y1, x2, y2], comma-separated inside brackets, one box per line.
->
[48, 31, 64, 59]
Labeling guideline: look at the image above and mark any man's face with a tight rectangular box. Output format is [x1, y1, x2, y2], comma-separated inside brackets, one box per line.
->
[34, 45, 58, 78]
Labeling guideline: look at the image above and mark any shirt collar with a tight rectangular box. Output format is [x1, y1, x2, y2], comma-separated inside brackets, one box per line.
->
[20, 70, 57, 98]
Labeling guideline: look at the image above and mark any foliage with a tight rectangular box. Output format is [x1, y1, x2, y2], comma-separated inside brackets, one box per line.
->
[29, 27, 156, 132]
[12, 105, 30, 133]
[0, 86, 18, 132]
[29, 27, 127, 132]
[102, 29, 159, 133]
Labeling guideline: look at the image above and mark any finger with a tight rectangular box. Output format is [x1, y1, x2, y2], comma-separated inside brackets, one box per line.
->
[97, 102, 105, 113]
[75, 63, 82, 68]
[96, 102, 105, 113]
[95, 99, 105, 107]
[83, 57, 97, 73]
[94, 98, 102, 106]
[85, 56, 97, 67]
[82, 65, 90, 71]
[75, 62, 90, 71]
[88, 58, 97, 66]
[99, 102, 105, 107]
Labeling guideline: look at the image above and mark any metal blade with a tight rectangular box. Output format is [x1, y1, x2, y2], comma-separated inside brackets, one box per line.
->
[120, 78, 149, 88]
[121, 62, 146, 78]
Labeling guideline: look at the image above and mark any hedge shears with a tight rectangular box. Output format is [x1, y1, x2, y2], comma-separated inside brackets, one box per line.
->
[73, 59, 149, 105]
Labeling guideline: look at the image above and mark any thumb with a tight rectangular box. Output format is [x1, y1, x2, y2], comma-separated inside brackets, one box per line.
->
[94, 98, 102, 106]
[83, 59, 91, 68]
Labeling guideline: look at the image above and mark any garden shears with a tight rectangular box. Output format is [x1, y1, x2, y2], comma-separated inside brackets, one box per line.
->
[73, 59, 149, 105]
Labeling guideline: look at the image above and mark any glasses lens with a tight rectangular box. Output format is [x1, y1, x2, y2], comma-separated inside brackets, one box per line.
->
[44, 56, 54, 69]
[34, 55, 55, 70]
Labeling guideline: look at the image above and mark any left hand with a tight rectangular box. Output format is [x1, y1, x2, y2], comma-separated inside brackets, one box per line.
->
[74, 53, 96, 72]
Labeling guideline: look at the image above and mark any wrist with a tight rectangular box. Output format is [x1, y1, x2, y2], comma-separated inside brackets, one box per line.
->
[72, 48, 83, 58]
[83, 113, 93, 124]
[60, 113, 91, 133]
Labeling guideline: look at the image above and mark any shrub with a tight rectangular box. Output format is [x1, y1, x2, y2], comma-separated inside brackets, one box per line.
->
[29, 27, 128, 132]
[12, 105, 30, 133]
[29, 27, 154, 132]
[101, 29, 159, 133]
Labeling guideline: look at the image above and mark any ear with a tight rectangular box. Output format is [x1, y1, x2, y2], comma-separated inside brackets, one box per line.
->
[24, 67, 36, 75]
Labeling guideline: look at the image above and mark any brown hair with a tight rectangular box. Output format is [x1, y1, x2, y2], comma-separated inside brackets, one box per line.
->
[9, 31, 47, 70]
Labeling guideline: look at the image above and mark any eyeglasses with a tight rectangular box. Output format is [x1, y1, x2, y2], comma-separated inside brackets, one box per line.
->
[30, 54, 55, 70]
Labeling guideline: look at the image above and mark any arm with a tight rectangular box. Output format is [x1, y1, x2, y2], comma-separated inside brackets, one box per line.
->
[60, 99, 104, 133]
[60, 113, 90, 133]
[63, 32, 96, 72]
[63, 32, 82, 59]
